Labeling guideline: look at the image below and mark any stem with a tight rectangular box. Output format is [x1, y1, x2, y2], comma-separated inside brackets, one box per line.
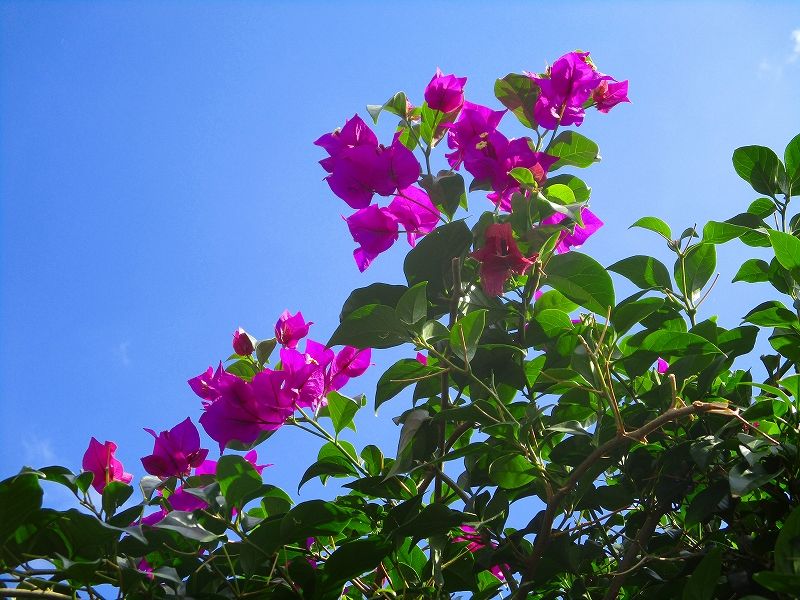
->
[602, 508, 663, 600]
[512, 400, 741, 599]
[293, 409, 369, 476]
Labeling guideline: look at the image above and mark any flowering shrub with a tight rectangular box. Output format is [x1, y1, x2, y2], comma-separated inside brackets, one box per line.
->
[3, 49, 800, 600]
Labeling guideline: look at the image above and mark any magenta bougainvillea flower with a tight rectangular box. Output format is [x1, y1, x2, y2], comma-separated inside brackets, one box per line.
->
[388, 186, 440, 246]
[424, 68, 467, 113]
[82, 438, 133, 493]
[657, 358, 669, 374]
[188, 362, 237, 405]
[329, 346, 372, 391]
[345, 204, 399, 272]
[445, 102, 506, 170]
[280, 347, 327, 411]
[541, 207, 603, 253]
[593, 79, 630, 113]
[140, 418, 209, 478]
[275, 310, 312, 349]
[232, 328, 255, 356]
[486, 142, 559, 211]
[531, 51, 604, 130]
[315, 114, 378, 174]
[471, 222, 535, 296]
[199, 370, 294, 451]
[317, 117, 420, 209]
[454, 526, 506, 580]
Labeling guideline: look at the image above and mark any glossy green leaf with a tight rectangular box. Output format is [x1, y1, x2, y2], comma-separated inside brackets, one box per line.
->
[675, 243, 716, 297]
[449, 309, 486, 363]
[375, 358, 440, 412]
[216, 455, 263, 509]
[404, 220, 472, 300]
[545, 174, 591, 203]
[774, 505, 800, 574]
[299, 457, 356, 489]
[733, 259, 771, 284]
[255, 338, 277, 365]
[324, 536, 393, 583]
[101, 481, 134, 519]
[612, 296, 665, 334]
[743, 301, 799, 329]
[748, 197, 776, 218]
[488, 454, 537, 489]
[543, 183, 576, 205]
[280, 500, 355, 541]
[545, 251, 615, 314]
[366, 91, 408, 124]
[768, 230, 800, 272]
[421, 170, 467, 219]
[682, 547, 722, 600]
[494, 73, 540, 128]
[547, 131, 600, 169]
[630, 216, 672, 240]
[0, 473, 43, 542]
[155, 511, 221, 542]
[396, 282, 428, 326]
[784, 133, 800, 196]
[327, 391, 362, 435]
[608, 255, 672, 290]
[733, 144, 785, 197]
[328, 304, 410, 349]
[340, 283, 408, 321]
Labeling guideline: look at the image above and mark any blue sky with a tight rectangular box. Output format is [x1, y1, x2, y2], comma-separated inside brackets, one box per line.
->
[2, 2, 800, 507]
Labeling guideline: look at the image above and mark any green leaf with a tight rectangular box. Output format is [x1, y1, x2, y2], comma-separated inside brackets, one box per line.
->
[532, 309, 574, 338]
[360, 445, 384, 476]
[280, 500, 354, 541]
[608, 255, 672, 290]
[786, 133, 800, 196]
[675, 243, 716, 297]
[375, 358, 440, 413]
[743, 301, 799, 329]
[611, 296, 665, 334]
[488, 454, 537, 489]
[748, 197, 777, 218]
[547, 131, 600, 169]
[155, 511, 221, 542]
[340, 283, 408, 321]
[101, 481, 134, 519]
[774, 505, 800, 574]
[702, 220, 751, 244]
[732, 144, 785, 197]
[543, 183, 576, 206]
[0, 473, 43, 542]
[216, 455, 263, 509]
[544, 175, 591, 203]
[324, 536, 393, 583]
[255, 338, 277, 365]
[396, 282, 428, 326]
[685, 481, 728, 526]
[682, 547, 722, 600]
[638, 330, 723, 358]
[546, 251, 615, 314]
[449, 310, 487, 363]
[494, 73, 540, 128]
[327, 391, 361, 435]
[366, 91, 408, 124]
[534, 289, 579, 314]
[630, 216, 672, 240]
[768, 230, 800, 272]
[421, 170, 467, 219]
[753, 571, 800, 594]
[405, 220, 472, 301]
[733, 259, 771, 284]
[344, 476, 418, 500]
[299, 458, 356, 489]
[328, 304, 410, 350]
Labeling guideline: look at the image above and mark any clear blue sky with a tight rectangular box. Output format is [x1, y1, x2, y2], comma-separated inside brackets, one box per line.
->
[2, 2, 800, 508]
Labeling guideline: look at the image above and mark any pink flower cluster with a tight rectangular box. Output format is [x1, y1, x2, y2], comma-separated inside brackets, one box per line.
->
[142, 450, 267, 525]
[190, 311, 370, 451]
[315, 114, 440, 271]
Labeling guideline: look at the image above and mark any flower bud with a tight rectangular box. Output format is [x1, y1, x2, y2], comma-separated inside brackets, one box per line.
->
[233, 328, 255, 356]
